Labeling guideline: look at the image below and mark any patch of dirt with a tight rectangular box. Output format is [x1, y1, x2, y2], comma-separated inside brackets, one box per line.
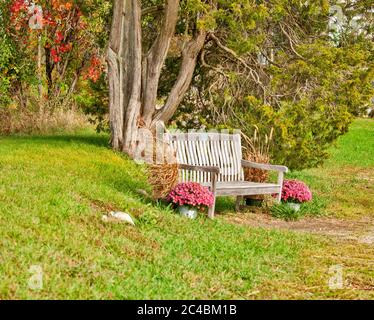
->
[88, 198, 120, 213]
[75, 193, 146, 219]
[224, 211, 374, 243]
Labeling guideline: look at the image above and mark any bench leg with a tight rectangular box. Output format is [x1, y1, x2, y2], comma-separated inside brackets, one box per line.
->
[208, 197, 216, 219]
[276, 191, 282, 203]
[277, 172, 284, 203]
[208, 174, 218, 219]
[235, 196, 243, 212]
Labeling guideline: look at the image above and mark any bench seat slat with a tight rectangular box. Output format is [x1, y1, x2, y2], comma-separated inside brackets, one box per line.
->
[201, 181, 280, 196]
[201, 181, 280, 188]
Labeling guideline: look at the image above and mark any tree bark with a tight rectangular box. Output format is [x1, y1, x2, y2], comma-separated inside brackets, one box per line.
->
[107, 0, 123, 150]
[107, 0, 142, 154]
[142, 0, 180, 127]
[45, 47, 54, 98]
[153, 30, 207, 125]
[107, 0, 206, 157]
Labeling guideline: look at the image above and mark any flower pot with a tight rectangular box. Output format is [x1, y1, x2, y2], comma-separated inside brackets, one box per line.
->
[286, 202, 301, 212]
[177, 205, 198, 219]
[245, 198, 263, 207]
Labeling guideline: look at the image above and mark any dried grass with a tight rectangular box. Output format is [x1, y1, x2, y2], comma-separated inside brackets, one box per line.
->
[0, 107, 89, 135]
[243, 152, 270, 183]
[242, 127, 273, 200]
[148, 163, 179, 199]
[147, 138, 179, 199]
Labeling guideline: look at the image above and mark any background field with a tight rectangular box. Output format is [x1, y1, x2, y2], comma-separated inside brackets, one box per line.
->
[0, 119, 373, 299]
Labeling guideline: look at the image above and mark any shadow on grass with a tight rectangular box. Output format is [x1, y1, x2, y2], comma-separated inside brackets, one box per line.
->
[8, 132, 111, 149]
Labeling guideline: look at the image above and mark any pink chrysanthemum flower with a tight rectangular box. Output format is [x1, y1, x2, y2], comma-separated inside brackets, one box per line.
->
[281, 179, 312, 203]
[167, 182, 214, 208]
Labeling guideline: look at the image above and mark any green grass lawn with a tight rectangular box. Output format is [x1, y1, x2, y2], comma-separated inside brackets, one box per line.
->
[291, 118, 374, 218]
[0, 119, 373, 299]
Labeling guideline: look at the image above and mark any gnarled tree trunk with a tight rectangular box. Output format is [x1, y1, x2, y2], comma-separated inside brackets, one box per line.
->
[107, 0, 142, 154]
[107, 0, 206, 157]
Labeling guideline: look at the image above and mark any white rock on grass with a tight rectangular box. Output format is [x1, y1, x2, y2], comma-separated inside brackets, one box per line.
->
[110, 211, 136, 226]
[101, 212, 135, 226]
[358, 235, 374, 244]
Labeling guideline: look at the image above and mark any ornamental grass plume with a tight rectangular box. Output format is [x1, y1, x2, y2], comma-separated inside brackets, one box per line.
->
[167, 182, 214, 208]
[242, 127, 273, 183]
[281, 179, 312, 203]
[242, 127, 273, 202]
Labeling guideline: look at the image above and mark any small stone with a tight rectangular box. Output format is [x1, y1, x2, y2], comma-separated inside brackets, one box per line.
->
[109, 211, 135, 226]
[358, 235, 374, 244]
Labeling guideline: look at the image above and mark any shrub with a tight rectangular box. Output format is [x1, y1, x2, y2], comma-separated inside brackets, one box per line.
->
[75, 74, 109, 133]
[270, 203, 304, 221]
[167, 182, 214, 208]
[270, 194, 327, 221]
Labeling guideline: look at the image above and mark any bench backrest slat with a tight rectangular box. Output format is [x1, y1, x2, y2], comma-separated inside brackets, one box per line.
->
[165, 132, 244, 183]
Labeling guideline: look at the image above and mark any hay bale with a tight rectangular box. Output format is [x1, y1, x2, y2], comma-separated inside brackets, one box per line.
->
[148, 163, 179, 199]
[147, 138, 179, 199]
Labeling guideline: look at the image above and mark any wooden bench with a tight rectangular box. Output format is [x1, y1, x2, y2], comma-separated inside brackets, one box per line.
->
[165, 132, 288, 218]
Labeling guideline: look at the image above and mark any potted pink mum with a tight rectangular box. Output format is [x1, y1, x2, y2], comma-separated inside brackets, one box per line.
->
[167, 182, 214, 219]
[281, 179, 312, 211]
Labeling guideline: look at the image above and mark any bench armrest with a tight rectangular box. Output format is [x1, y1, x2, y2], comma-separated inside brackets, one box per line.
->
[241, 160, 288, 173]
[179, 164, 220, 174]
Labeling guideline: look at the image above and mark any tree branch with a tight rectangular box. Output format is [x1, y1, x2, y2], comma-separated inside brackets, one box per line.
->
[142, 5, 164, 16]
[142, 0, 180, 127]
[279, 23, 306, 60]
[209, 33, 267, 100]
[152, 29, 207, 126]
[200, 48, 229, 78]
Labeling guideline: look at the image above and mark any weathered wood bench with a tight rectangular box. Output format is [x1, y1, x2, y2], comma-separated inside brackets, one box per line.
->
[165, 132, 288, 218]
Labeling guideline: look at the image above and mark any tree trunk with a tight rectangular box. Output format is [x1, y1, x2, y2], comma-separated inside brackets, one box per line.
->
[37, 35, 43, 114]
[45, 47, 54, 98]
[107, 0, 206, 157]
[107, 0, 142, 154]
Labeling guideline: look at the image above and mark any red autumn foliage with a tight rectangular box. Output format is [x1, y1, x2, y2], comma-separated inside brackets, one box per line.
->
[83, 56, 103, 83]
[8, 0, 103, 93]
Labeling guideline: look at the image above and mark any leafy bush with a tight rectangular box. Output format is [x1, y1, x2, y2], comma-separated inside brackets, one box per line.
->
[237, 97, 354, 170]
[270, 203, 304, 221]
[270, 195, 327, 221]
[75, 74, 109, 133]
